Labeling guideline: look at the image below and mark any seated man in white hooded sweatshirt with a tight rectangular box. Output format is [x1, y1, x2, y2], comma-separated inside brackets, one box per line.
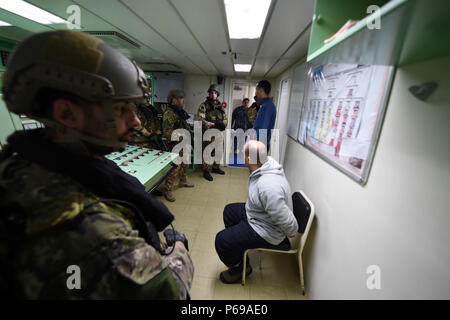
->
[215, 140, 298, 284]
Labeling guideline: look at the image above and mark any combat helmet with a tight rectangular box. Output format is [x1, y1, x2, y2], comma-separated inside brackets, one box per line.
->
[2, 30, 150, 151]
[167, 89, 184, 103]
[207, 84, 220, 96]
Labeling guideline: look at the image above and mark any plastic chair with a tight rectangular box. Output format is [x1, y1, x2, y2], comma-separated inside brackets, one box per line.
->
[241, 190, 315, 295]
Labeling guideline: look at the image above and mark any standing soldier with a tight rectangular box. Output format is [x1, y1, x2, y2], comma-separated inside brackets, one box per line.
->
[162, 90, 195, 202]
[246, 95, 260, 129]
[129, 86, 167, 151]
[0, 30, 193, 299]
[197, 84, 227, 181]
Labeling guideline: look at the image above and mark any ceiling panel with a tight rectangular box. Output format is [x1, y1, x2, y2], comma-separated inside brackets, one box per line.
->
[0, 8, 53, 35]
[72, 0, 204, 74]
[189, 55, 219, 75]
[257, 0, 314, 58]
[171, 0, 229, 57]
[251, 57, 278, 77]
[230, 39, 259, 57]
[0, 25, 33, 42]
[209, 55, 234, 76]
[234, 54, 254, 65]
[73, 0, 174, 57]
[265, 58, 298, 78]
[28, 0, 114, 30]
[122, 0, 206, 57]
[283, 28, 311, 59]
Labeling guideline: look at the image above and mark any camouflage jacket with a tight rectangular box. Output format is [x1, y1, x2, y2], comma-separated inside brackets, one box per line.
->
[197, 97, 227, 130]
[129, 104, 163, 148]
[162, 104, 191, 143]
[246, 103, 260, 129]
[0, 154, 194, 299]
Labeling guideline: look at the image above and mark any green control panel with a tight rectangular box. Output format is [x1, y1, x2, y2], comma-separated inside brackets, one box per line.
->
[105, 145, 178, 192]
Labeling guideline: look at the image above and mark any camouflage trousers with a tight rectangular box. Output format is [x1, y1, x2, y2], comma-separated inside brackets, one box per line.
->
[165, 163, 189, 191]
[202, 137, 222, 172]
[202, 162, 220, 172]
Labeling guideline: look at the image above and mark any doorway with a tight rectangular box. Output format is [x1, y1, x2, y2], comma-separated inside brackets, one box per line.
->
[227, 81, 256, 167]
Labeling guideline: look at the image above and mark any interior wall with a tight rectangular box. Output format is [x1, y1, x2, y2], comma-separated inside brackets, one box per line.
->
[183, 74, 224, 115]
[276, 55, 450, 299]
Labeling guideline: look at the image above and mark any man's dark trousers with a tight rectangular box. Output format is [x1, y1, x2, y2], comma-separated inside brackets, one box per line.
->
[215, 203, 290, 268]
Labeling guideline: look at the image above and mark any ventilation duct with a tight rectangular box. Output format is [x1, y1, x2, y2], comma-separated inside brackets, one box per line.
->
[84, 31, 140, 49]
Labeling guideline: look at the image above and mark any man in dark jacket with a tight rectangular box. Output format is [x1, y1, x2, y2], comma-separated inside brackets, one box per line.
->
[252, 80, 276, 151]
[231, 98, 249, 155]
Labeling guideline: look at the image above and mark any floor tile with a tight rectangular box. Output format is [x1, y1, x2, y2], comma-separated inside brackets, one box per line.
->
[249, 284, 288, 300]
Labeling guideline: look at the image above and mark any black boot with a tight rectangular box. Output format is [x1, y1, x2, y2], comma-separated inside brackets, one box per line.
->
[212, 167, 225, 175]
[203, 171, 213, 181]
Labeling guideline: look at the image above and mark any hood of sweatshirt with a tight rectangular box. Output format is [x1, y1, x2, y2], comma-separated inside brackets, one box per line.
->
[249, 156, 284, 180]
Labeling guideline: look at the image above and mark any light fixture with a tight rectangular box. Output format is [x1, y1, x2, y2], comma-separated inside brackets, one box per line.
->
[0, 20, 12, 26]
[224, 0, 271, 39]
[0, 0, 66, 25]
[234, 64, 252, 72]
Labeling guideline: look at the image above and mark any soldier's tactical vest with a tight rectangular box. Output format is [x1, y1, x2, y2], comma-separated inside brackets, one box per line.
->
[246, 103, 260, 129]
[204, 98, 225, 122]
[167, 104, 191, 130]
[143, 104, 163, 134]
[130, 104, 167, 150]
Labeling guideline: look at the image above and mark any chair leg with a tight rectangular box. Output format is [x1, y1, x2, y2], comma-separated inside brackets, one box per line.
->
[241, 251, 248, 285]
[298, 255, 305, 296]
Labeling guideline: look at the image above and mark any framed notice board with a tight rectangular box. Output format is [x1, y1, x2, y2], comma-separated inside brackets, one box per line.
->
[298, 63, 395, 184]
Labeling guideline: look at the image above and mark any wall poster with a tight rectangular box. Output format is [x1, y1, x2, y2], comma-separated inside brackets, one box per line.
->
[298, 63, 395, 184]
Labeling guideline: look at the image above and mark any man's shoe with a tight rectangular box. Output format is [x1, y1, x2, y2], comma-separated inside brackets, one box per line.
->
[180, 181, 195, 188]
[164, 190, 176, 202]
[212, 168, 225, 175]
[219, 264, 252, 284]
[203, 171, 213, 181]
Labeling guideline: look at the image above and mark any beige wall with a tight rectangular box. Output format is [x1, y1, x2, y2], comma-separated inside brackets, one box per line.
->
[183, 74, 225, 115]
[273, 55, 450, 299]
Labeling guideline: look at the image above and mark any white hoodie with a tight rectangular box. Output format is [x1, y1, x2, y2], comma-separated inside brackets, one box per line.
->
[245, 156, 298, 245]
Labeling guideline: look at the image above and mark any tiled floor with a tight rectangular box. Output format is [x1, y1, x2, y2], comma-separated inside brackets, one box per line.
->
[158, 166, 308, 300]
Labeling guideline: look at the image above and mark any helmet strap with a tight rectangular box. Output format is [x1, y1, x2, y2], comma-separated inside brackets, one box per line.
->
[35, 113, 126, 156]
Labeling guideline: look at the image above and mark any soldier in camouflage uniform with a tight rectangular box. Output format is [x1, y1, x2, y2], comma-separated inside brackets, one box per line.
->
[197, 84, 227, 181]
[162, 90, 194, 202]
[129, 86, 166, 151]
[246, 95, 260, 129]
[0, 31, 193, 299]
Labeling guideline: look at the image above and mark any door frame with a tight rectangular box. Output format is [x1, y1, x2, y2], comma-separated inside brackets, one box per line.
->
[223, 78, 257, 166]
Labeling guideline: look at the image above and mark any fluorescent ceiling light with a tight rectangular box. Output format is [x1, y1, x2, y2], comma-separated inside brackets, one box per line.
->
[0, 0, 66, 25]
[234, 64, 252, 72]
[224, 0, 271, 39]
[0, 20, 12, 26]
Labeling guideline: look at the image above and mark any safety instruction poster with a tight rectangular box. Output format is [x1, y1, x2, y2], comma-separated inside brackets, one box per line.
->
[298, 63, 394, 184]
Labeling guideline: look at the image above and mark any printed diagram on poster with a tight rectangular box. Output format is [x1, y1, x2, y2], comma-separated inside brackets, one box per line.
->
[298, 63, 394, 184]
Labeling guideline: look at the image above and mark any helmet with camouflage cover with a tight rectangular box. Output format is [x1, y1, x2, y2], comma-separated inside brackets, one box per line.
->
[167, 89, 184, 103]
[2, 30, 150, 151]
[207, 84, 220, 96]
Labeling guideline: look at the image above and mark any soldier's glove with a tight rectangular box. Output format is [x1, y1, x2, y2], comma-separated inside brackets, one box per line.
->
[164, 229, 189, 251]
[214, 119, 226, 131]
